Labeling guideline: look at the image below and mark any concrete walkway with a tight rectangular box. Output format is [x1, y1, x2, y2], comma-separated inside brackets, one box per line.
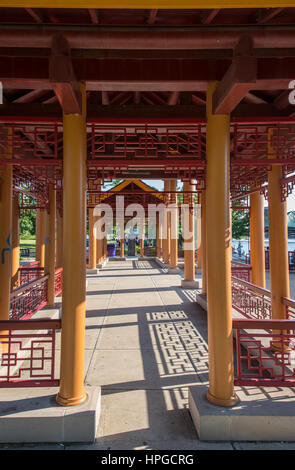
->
[3, 258, 295, 450]
[83, 258, 215, 450]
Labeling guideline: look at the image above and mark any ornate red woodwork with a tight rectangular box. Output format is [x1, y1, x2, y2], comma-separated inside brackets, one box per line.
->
[233, 319, 295, 387]
[0, 319, 61, 388]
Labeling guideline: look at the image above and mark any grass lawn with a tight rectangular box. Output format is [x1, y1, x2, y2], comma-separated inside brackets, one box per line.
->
[20, 238, 36, 259]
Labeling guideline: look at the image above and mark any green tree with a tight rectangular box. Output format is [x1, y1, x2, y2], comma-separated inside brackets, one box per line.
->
[232, 209, 249, 239]
[20, 211, 36, 238]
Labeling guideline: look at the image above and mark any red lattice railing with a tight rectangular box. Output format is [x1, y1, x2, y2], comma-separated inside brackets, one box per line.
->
[11, 268, 63, 320]
[233, 319, 295, 388]
[19, 267, 45, 286]
[231, 261, 251, 282]
[54, 267, 63, 297]
[0, 319, 61, 388]
[232, 276, 272, 320]
[282, 297, 295, 321]
[10, 275, 49, 321]
[231, 275, 295, 321]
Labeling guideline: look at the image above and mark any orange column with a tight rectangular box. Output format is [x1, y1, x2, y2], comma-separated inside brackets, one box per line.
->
[140, 220, 144, 257]
[36, 208, 41, 263]
[162, 180, 170, 265]
[250, 191, 265, 287]
[206, 81, 238, 407]
[196, 192, 202, 270]
[201, 190, 207, 295]
[47, 184, 56, 307]
[56, 208, 63, 269]
[11, 195, 20, 289]
[268, 130, 290, 320]
[95, 182, 104, 266]
[88, 208, 97, 269]
[103, 231, 107, 259]
[0, 141, 12, 326]
[181, 181, 197, 287]
[96, 216, 104, 266]
[169, 179, 179, 271]
[156, 212, 162, 258]
[44, 208, 50, 275]
[39, 210, 46, 269]
[120, 238, 124, 258]
[56, 82, 87, 407]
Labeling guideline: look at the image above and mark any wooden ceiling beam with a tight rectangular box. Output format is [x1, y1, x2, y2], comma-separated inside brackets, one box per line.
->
[213, 36, 257, 114]
[49, 33, 82, 114]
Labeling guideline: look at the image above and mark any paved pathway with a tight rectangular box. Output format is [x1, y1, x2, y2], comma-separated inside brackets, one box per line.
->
[72, 258, 295, 450]
[3, 258, 295, 450]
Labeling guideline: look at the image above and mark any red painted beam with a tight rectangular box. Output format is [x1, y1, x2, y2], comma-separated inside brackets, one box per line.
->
[213, 57, 257, 114]
[0, 103, 207, 123]
[1, 27, 295, 50]
[49, 34, 82, 114]
[232, 159, 295, 166]
[87, 158, 206, 168]
[213, 36, 257, 114]
[1, 54, 295, 92]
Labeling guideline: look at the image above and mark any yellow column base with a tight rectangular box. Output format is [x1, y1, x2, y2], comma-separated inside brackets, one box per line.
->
[206, 390, 240, 407]
[56, 391, 88, 407]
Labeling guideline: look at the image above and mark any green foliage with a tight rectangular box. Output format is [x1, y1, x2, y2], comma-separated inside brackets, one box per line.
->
[20, 211, 36, 238]
[232, 209, 249, 239]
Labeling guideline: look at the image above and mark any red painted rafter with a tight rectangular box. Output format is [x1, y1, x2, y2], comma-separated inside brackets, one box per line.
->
[25, 8, 43, 24]
[13, 89, 50, 104]
[201, 9, 220, 25]
[88, 9, 99, 24]
[147, 10, 158, 25]
[0, 9, 293, 28]
[110, 92, 132, 105]
[258, 8, 285, 24]
[102, 91, 110, 105]
[168, 91, 179, 106]
[134, 91, 141, 104]
[192, 94, 206, 105]
[243, 92, 267, 105]
[147, 92, 167, 105]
